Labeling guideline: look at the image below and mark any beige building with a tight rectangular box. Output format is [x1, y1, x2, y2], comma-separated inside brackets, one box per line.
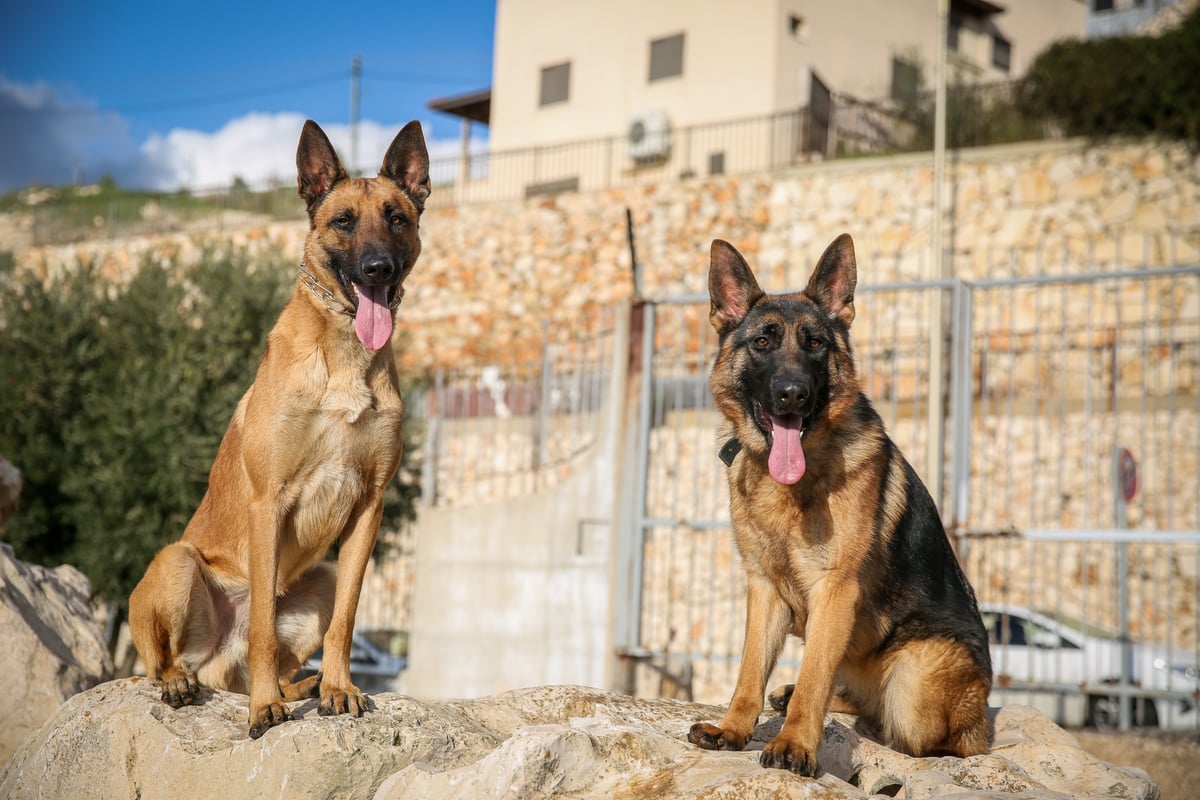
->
[437, 0, 1085, 143]
[429, 0, 1086, 200]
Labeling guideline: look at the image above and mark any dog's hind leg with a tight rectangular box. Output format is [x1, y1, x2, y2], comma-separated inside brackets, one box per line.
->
[275, 562, 337, 701]
[129, 543, 219, 707]
[768, 683, 861, 715]
[878, 639, 992, 757]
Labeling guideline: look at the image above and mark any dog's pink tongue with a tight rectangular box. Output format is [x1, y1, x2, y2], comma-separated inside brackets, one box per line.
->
[354, 285, 393, 351]
[768, 415, 806, 485]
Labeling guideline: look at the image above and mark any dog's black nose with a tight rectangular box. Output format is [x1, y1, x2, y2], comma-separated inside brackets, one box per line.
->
[361, 256, 395, 281]
[772, 377, 810, 414]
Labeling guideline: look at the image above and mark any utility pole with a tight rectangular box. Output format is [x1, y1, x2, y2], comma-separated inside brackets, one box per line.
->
[926, 0, 949, 514]
[350, 55, 362, 176]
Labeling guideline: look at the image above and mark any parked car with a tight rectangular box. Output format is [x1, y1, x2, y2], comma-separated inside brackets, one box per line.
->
[297, 632, 407, 694]
[980, 603, 1199, 730]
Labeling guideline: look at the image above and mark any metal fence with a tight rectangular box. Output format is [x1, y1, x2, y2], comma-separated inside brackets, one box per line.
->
[426, 108, 818, 208]
[425, 81, 1043, 208]
[617, 257, 1200, 728]
[412, 306, 618, 508]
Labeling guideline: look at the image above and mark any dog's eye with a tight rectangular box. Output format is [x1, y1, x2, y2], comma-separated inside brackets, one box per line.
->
[389, 212, 407, 227]
[332, 214, 355, 230]
[753, 335, 770, 349]
[807, 337, 823, 350]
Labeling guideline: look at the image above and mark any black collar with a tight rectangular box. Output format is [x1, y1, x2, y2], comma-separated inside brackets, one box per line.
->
[718, 438, 742, 467]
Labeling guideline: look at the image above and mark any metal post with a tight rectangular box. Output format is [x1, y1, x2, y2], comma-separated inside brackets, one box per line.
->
[456, 118, 471, 205]
[926, 0, 950, 513]
[950, 281, 973, 530]
[1113, 446, 1133, 731]
[534, 320, 552, 487]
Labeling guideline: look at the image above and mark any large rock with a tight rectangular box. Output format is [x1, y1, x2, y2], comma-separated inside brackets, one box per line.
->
[1, 680, 1157, 800]
[0, 543, 113, 766]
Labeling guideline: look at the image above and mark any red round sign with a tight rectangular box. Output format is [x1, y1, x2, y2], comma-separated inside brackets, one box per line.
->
[1117, 448, 1138, 503]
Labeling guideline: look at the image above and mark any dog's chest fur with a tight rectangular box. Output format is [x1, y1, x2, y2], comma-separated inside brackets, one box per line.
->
[725, 442, 884, 631]
[233, 295, 405, 566]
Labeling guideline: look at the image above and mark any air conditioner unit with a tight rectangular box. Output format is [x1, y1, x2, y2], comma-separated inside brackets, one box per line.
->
[628, 110, 672, 162]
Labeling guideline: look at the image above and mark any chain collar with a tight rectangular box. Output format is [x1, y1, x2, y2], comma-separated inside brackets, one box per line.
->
[296, 261, 404, 315]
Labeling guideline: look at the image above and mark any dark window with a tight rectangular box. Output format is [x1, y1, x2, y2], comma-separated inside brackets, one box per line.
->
[708, 151, 726, 176]
[992, 34, 1011, 72]
[539, 61, 571, 107]
[649, 33, 685, 82]
[1093, 0, 1114, 11]
[788, 14, 805, 38]
[948, 9, 963, 51]
[891, 56, 920, 104]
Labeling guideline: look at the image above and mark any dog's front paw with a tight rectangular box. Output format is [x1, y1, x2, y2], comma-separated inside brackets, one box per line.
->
[688, 722, 748, 751]
[760, 733, 818, 776]
[318, 684, 368, 717]
[248, 702, 291, 739]
[160, 673, 200, 708]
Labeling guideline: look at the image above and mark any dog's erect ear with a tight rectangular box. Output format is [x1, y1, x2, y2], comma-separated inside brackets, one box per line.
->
[709, 240, 765, 336]
[381, 120, 431, 210]
[296, 120, 349, 213]
[805, 233, 857, 326]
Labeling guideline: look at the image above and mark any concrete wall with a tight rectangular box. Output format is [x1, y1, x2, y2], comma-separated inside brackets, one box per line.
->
[402, 305, 630, 699]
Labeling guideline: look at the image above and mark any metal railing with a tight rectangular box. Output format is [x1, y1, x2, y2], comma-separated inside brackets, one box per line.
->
[424, 80, 1045, 207]
[413, 305, 617, 508]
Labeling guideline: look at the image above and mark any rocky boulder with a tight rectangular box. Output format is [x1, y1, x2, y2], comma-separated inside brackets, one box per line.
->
[1, 680, 1157, 799]
[0, 543, 113, 766]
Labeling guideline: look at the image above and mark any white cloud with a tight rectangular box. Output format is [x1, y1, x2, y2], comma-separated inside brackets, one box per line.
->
[138, 114, 487, 192]
[0, 75, 157, 191]
[0, 75, 487, 194]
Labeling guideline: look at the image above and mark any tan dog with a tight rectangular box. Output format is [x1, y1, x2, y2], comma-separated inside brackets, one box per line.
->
[129, 119, 429, 738]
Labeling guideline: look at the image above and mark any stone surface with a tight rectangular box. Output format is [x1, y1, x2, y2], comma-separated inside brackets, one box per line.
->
[0, 543, 113, 766]
[0, 681, 1157, 800]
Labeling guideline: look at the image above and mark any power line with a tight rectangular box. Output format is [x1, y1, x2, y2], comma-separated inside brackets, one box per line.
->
[368, 69, 487, 84]
[2, 72, 348, 117]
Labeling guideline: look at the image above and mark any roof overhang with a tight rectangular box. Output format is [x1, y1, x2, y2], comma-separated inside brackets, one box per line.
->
[952, 0, 1005, 16]
[427, 88, 492, 125]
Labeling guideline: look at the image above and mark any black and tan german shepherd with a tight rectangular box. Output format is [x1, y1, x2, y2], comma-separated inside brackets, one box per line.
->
[688, 235, 992, 775]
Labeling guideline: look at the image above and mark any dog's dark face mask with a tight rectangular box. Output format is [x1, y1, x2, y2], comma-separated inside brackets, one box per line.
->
[708, 235, 857, 484]
[296, 119, 431, 351]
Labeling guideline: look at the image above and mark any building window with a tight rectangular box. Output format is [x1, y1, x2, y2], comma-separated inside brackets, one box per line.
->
[539, 61, 570, 107]
[948, 9, 963, 51]
[709, 151, 726, 176]
[992, 34, 1011, 72]
[788, 14, 807, 39]
[649, 33, 685, 82]
[1092, 0, 1114, 11]
[891, 56, 921, 104]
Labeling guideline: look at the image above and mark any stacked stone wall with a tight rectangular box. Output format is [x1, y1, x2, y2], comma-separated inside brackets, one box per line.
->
[10, 138, 1199, 374]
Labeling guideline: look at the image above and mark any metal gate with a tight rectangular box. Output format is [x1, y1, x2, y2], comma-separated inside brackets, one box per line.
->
[615, 265, 1200, 729]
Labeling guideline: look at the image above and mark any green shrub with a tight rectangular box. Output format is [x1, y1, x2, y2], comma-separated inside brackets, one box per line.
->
[1018, 8, 1200, 144]
[0, 254, 421, 610]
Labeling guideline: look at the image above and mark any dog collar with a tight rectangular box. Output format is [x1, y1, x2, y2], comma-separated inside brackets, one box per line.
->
[298, 261, 403, 315]
[718, 438, 742, 467]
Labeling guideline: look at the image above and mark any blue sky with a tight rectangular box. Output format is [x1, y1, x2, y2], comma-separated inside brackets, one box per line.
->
[0, 0, 496, 192]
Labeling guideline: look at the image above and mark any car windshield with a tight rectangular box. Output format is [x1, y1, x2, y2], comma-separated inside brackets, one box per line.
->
[1031, 608, 1117, 640]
